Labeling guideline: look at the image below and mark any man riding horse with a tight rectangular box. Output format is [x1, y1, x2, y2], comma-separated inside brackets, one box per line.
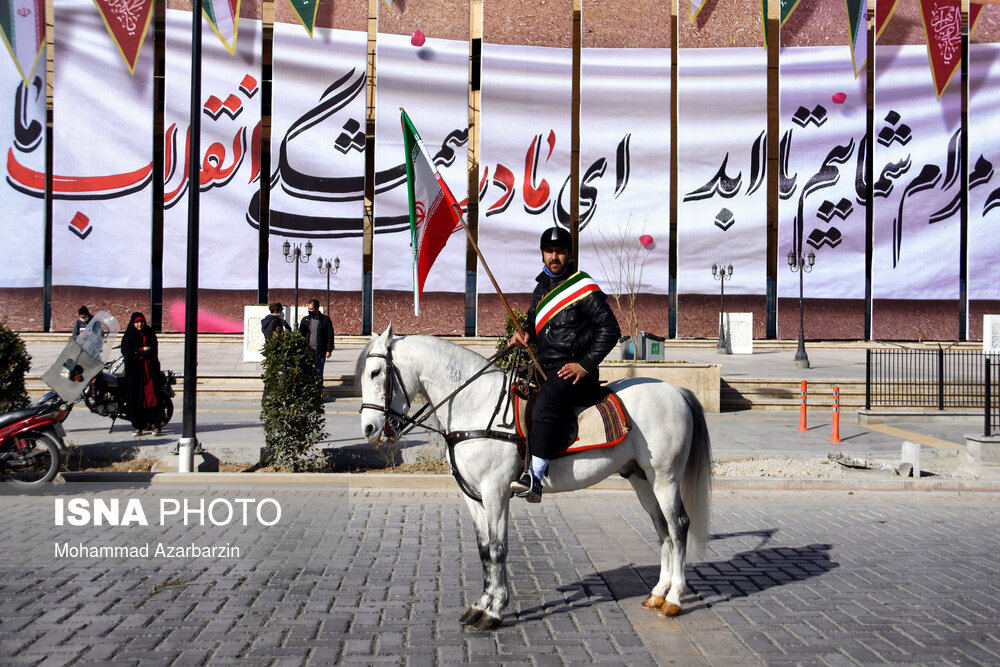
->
[508, 226, 621, 502]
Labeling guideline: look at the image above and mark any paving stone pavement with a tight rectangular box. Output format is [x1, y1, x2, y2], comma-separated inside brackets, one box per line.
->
[1, 484, 999, 665]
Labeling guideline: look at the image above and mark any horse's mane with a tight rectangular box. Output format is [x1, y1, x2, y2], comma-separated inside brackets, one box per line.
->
[354, 334, 492, 391]
[354, 335, 383, 389]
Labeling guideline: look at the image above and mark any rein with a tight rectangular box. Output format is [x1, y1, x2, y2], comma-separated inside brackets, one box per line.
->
[360, 342, 526, 504]
[360, 343, 519, 441]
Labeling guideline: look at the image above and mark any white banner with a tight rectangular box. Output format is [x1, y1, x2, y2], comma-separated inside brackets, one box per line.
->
[577, 48, 671, 297]
[778, 46, 868, 300]
[872, 44, 962, 301]
[162, 9, 261, 290]
[968, 42, 1000, 302]
[677, 47, 768, 297]
[0, 59, 44, 286]
[51, 0, 153, 289]
[266, 23, 366, 293]
[3, 23, 999, 309]
[373, 32, 468, 294]
[478, 42, 573, 295]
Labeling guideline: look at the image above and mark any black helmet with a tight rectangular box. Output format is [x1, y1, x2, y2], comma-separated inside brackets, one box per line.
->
[539, 226, 572, 251]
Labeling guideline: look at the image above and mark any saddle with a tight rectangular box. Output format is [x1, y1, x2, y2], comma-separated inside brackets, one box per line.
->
[510, 377, 631, 458]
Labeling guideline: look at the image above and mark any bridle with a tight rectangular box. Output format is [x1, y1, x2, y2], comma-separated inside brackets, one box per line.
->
[359, 346, 430, 441]
[359, 342, 527, 503]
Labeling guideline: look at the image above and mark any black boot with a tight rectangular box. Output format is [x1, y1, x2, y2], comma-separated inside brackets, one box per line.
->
[510, 472, 542, 503]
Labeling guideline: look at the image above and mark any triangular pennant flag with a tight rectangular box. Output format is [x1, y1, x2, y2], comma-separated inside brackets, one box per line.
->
[919, 0, 980, 98]
[286, 0, 319, 37]
[875, 0, 899, 39]
[93, 0, 155, 73]
[846, 0, 868, 78]
[971, 1, 986, 39]
[0, 0, 44, 86]
[203, 0, 241, 55]
[761, 0, 796, 47]
[400, 109, 463, 317]
[689, 0, 707, 22]
[763, 0, 770, 46]
[780, 0, 803, 26]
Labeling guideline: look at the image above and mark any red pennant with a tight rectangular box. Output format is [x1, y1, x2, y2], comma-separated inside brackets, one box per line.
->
[919, 0, 982, 98]
[93, 0, 155, 73]
[875, 0, 899, 39]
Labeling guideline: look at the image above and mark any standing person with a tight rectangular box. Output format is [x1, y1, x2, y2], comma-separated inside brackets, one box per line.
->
[508, 226, 621, 503]
[261, 302, 291, 339]
[121, 311, 163, 436]
[72, 306, 93, 338]
[297, 299, 335, 378]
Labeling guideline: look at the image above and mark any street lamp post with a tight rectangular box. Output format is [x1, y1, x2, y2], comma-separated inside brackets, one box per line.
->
[712, 262, 733, 354]
[787, 249, 815, 369]
[317, 255, 341, 316]
[283, 239, 312, 329]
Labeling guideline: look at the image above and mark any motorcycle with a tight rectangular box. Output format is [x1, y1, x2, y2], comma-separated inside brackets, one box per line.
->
[83, 349, 176, 432]
[63, 311, 176, 432]
[0, 392, 70, 487]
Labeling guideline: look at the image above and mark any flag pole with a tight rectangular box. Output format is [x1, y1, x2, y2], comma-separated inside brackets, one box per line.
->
[402, 108, 546, 378]
[449, 203, 547, 381]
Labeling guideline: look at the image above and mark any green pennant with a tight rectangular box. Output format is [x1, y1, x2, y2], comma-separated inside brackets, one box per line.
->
[763, 0, 804, 46]
[288, 0, 320, 37]
[781, 0, 802, 25]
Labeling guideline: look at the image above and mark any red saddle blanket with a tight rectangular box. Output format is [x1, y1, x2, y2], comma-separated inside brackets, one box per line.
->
[513, 387, 632, 457]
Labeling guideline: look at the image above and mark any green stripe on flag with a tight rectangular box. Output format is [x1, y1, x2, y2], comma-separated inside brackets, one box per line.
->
[536, 271, 591, 312]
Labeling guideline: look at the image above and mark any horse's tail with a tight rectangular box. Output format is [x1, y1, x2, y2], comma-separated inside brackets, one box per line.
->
[678, 387, 712, 562]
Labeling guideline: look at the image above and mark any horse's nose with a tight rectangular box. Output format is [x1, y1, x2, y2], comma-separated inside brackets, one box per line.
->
[364, 423, 375, 440]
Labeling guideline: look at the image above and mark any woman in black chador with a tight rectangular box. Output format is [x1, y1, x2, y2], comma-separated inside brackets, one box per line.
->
[121, 311, 162, 436]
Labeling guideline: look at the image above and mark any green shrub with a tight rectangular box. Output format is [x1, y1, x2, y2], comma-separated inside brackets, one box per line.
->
[0, 322, 31, 413]
[494, 307, 534, 371]
[259, 331, 326, 471]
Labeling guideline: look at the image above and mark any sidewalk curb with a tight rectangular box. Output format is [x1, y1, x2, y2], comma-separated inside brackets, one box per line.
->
[56, 472, 1000, 493]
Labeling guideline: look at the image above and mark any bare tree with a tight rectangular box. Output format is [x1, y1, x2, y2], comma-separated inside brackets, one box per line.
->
[588, 220, 652, 362]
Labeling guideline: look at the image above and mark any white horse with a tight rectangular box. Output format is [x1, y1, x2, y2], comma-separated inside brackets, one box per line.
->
[358, 324, 712, 630]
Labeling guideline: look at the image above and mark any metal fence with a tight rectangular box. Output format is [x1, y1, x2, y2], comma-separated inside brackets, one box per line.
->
[865, 348, 999, 416]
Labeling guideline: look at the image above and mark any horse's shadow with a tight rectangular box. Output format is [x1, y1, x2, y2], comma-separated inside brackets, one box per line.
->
[514, 533, 837, 622]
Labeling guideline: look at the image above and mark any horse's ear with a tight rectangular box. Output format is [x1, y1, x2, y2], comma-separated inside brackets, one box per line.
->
[380, 321, 393, 344]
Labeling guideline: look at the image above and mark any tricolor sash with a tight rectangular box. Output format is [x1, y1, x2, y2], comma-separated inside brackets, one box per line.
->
[534, 271, 602, 335]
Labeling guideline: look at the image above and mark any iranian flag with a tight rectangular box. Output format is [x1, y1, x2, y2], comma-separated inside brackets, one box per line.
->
[401, 109, 463, 316]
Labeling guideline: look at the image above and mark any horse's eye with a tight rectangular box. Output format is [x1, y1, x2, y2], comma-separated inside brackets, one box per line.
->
[370, 368, 381, 379]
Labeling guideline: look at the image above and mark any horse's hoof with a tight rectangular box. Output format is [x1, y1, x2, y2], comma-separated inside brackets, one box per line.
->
[459, 606, 485, 626]
[472, 612, 502, 631]
[642, 594, 666, 610]
[658, 601, 682, 617]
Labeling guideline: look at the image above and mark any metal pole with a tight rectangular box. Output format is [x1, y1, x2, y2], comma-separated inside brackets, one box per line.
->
[866, 348, 872, 410]
[180, 0, 203, 457]
[326, 271, 330, 317]
[717, 275, 726, 353]
[938, 347, 945, 411]
[793, 256, 810, 368]
[986, 357, 992, 438]
[293, 253, 300, 330]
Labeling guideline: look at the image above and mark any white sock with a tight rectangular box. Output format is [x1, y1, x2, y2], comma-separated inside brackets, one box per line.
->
[530, 456, 549, 479]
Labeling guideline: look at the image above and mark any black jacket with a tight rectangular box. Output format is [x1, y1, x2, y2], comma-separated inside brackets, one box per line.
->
[297, 313, 335, 354]
[261, 314, 290, 339]
[525, 271, 620, 374]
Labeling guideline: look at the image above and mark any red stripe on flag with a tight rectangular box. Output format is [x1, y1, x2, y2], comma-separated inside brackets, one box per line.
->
[535, 284, 599, 333]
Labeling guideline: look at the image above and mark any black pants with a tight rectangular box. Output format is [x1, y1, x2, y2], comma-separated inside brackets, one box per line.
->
[529, 369, 602, 460]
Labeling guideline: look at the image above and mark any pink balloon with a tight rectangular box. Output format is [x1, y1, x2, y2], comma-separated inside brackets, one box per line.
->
[832, 92, 847, 104]
[411, 29, 426, 47]
[639, 234, 655, 248]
